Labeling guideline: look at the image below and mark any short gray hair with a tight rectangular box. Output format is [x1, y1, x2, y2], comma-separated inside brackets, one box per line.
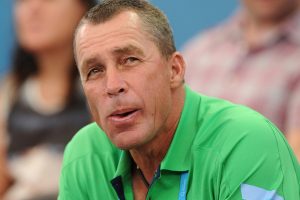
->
[75, 0, 176, 58]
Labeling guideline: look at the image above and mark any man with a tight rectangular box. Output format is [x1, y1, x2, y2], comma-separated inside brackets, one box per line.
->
[183, 0, 300, 161]
[59, 0, 300, 199]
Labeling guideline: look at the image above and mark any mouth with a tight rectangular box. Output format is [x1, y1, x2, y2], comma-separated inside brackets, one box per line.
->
[109, 108, 140, 122]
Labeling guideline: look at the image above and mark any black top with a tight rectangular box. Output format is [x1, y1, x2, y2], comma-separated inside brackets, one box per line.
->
[7, 92, 91, 155]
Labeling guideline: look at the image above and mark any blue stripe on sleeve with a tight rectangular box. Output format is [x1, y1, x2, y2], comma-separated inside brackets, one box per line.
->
[241, 184, 283, 200]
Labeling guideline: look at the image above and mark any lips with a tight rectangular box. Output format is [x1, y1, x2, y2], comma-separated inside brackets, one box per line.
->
[111, 109, 137, 117]
[108, 108, 140, 123]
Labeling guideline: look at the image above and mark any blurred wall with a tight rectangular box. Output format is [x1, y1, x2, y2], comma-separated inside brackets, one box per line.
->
[151, 0, 238, 49]
[0, 1, 238, 75]
[0, 0, 14, 75]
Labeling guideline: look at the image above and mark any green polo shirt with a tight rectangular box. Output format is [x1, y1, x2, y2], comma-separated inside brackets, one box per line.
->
[58, 86, 300, 200]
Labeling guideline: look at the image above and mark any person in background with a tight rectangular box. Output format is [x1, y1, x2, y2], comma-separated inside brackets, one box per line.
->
[183, 0, 300, 161]
[59, 0, 300, 199]
[0, 0, 97, 199]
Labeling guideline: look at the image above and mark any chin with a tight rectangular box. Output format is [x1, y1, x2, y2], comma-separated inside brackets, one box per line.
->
[105, 126, 146, 149]
[112, 135, 148, 150]
[114, 141, 137, 150]
[20, 37, 57, 52]
[21, 43, 49, 53]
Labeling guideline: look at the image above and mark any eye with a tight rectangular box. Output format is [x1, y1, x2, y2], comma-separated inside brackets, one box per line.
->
[86, 66, 105, 80]
[123, 56, 140, 65]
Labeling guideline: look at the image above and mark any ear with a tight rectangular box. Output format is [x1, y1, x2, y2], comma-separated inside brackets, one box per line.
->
[169, 52, 185, 89]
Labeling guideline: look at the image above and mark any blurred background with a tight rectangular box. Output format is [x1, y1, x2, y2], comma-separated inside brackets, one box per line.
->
[151, 1, 238, 49]
[0, 0, 15, 76]
[0, 0, 238, 76]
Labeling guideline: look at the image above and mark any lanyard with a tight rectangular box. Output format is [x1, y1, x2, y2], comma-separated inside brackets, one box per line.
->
[178, 172, 189, 200]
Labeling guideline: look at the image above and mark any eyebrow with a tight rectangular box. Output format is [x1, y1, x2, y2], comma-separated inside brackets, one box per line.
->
[80, 45, 145, 71]
[112, 44, 145, 57]
[80, 56, 102, 74]
[82, 57, 96, 67]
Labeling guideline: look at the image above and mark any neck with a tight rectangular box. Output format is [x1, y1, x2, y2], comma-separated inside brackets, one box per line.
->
[130, 86, 185, 183]
[244, 18, 276, 48]
[33, 45, 74, 108]
[36, 45, 74, 80]
[243, 8, 297, 47]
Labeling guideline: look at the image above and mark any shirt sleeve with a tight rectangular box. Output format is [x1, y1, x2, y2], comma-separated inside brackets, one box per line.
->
[218, 113, 300, 200]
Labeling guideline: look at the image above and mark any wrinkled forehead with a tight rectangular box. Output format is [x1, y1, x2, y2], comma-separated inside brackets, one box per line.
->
[74, 11, 146, 61]
[75, 11, 142, 42]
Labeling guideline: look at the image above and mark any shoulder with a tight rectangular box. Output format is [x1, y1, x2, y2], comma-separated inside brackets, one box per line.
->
[195, 95, 300, 198]
[204, 94, 281, 137]
[195, 94, 288, 155]
[59, 123, 122, 199]
[62, 122, 120, 168]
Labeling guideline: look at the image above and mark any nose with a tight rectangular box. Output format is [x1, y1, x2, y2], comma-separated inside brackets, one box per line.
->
[15, 0, 42, 16]
[105, 68, 128, 97]
[28, 0, 42, 11]
[22, 0, 42, 17]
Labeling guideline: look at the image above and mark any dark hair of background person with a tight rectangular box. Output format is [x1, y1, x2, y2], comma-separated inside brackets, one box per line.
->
[11, 0, 98, 105]
[77, 0, 176, 59]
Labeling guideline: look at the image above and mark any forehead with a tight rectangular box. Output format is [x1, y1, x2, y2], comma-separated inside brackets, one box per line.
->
[75, 11, 155, 61]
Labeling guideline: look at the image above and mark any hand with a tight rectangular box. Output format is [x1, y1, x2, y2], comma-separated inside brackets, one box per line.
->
[0, 151, 13, 198]
[287, 130, 300, 163]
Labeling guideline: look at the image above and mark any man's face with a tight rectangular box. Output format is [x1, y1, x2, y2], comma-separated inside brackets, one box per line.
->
[242, 0, 298, 22]
[75, 11, 179, 149]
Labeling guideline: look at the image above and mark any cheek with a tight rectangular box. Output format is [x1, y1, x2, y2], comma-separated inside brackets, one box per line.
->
[84, 84, 105, 119]
[39, 5, 84, 44]
[54, 13, 83, 36]
[14, 8, 29, 37]
[146, 79, 172, 122]
[44, 17, 72, 42]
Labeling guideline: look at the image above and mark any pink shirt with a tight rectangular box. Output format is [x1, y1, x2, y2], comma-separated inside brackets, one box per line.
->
[183, 10, 300, 134]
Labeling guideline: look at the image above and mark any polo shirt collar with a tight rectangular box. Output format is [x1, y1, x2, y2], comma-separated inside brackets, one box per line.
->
[113, 150, 132, 178]
[110, 150, 132, 199]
